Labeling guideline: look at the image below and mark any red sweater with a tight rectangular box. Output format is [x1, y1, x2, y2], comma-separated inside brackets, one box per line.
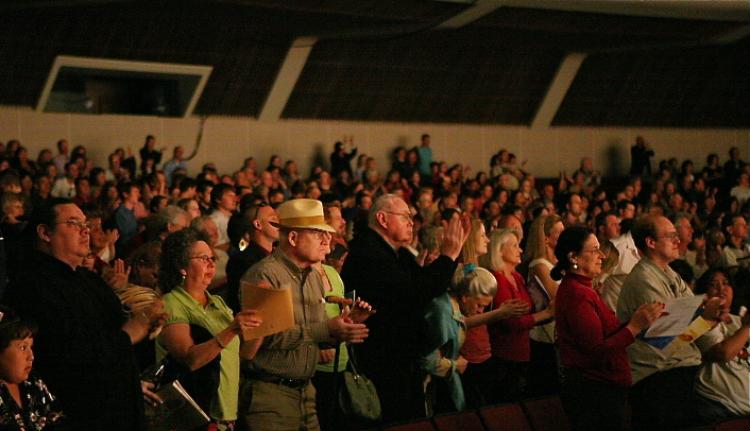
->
[461, 325, 491, 364]
[555, 273, 635, 387]
[488, 270, 535, 362]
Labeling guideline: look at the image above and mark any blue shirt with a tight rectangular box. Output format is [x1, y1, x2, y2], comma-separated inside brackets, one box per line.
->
[114, 205, 138, 246]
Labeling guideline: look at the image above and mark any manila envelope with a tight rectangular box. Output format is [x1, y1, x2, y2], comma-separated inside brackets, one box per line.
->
[240, 281, 295, 340]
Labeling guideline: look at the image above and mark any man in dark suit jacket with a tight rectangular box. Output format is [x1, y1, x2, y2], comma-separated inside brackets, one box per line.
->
[341, 194, 468, 423]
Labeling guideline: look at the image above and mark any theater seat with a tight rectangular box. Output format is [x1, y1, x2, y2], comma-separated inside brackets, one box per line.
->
[433, 411, 485, 431]
[479, 403, 532, 431]
[383, 418, 436, 431]
[714, 418, 750, 431]
[521, 396, 571, 431]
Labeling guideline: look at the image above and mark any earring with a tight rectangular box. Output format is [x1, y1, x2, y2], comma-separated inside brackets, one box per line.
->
[179, 271, 186, 286]
[572, 262, 579, 270]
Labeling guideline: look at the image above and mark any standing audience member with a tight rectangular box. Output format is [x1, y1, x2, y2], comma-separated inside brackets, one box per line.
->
[630, 136, 654, 177]
[459, 221, 528, 409]
[225, 204, 279, 313]
[157, 228, 263, 429]
[616, 215, 724, 431]
[163, 146, 188, 186]
[209, 184, 237, 252]
[139, 135, 163, 177]
[239, 199, 370, 431]
[52, 139, 69, 177]
[553, 226, 661, 431]
[114, 181, 141, 253]
[341, 194, 468, 423]
[486, 228, 554, 402]
[6, 199, 165, 431]
[311, 253, 353, 431]
[524, 214, 565, 396]
[421, 266, 494, 414]
[50, 162, 77, 198]
[329, 138, 357, 179]
[417, 134, 433, 178]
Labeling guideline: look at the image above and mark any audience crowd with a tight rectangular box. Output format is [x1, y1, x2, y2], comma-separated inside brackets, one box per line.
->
[0, 133, 748, 431]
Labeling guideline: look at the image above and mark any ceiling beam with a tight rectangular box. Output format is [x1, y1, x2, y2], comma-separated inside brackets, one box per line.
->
[258, 36, 317, 122]
[437, 0, 504, 29]
[531, 52, 587, 129]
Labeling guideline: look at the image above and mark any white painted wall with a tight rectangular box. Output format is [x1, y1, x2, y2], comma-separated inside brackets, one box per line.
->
[1, 106, 748, 179]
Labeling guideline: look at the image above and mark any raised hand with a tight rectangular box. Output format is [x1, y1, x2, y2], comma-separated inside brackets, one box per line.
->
[440, 213, 470, 261]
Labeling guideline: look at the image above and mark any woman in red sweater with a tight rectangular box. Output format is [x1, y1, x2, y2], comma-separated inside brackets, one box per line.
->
[486, 228, 554, 402]
[552, 226, 662, 431]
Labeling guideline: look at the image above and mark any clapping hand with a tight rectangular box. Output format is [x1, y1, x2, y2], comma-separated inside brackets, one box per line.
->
[346, 299, 376, 324]
[103, 259, 131, 291]
[496, 298, 530, 319]
[440, 213, 471, 261]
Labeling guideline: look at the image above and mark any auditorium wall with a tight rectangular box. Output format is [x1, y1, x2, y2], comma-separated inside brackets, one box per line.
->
[1, 106, 748, 180]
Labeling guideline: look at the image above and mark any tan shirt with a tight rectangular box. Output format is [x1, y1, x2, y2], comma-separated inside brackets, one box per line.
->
[240, 249, 332, 379]
[616, 256, 702, 384]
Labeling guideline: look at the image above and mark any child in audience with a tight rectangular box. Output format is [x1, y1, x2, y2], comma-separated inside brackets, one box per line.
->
[0, 306, 63, 430]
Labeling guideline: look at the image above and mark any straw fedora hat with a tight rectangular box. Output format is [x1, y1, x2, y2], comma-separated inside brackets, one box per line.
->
[271, 199, 336, 233]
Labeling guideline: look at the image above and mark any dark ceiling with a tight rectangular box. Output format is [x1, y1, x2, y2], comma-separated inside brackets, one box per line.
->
[0, 0, 748, 127]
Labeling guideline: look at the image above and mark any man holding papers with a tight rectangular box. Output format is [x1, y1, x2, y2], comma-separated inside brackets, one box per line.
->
[617, 215, 723, 431]
[238, 199, 370, 431]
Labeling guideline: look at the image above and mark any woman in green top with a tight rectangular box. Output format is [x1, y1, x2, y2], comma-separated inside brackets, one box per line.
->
[157, 228, 262, 429]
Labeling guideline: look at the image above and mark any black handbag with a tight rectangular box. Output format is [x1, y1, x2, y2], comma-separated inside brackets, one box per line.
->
[333, 344, 382, 422]
[142, 324, 220, 414]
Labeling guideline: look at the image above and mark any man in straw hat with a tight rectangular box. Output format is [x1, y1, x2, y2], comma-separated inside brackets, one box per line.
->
[239, 198, 370, 431]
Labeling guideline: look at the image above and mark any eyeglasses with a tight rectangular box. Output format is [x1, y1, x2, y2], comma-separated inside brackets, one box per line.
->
[384, 211, 413, 222]
[656, 231, 680, 240]
[299, 229, 332, 241]
[190, 255, 218, 264]
[57, 219, 91, 232]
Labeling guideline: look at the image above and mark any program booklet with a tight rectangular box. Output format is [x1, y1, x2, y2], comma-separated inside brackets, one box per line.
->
[240, 281, 295, 340]
[145, 380, 210, 431]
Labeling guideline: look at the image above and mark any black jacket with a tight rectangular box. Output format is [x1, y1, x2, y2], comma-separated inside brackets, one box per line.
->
[341, 228, 457, 421]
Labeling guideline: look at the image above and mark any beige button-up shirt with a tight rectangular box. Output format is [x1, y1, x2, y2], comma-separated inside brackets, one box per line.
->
[240, 248, 332, 380]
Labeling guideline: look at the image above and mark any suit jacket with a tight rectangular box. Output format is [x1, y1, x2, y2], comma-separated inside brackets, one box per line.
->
[341, 228, 457, 370]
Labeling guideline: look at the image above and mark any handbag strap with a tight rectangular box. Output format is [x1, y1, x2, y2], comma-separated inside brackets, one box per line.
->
[345, 344, 360, 375]
[333, 343, 342, 396]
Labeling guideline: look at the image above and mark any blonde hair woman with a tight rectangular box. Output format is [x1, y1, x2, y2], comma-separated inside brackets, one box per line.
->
[524, 214, 565, 396]
[461, 219, 489, 265]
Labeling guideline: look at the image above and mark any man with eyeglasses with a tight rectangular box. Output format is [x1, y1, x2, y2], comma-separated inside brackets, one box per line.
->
[341, 193, 469, 423]
[5, 199, 165, 431]
[617, 215, 724, 430]
[238, 198, 370, 431]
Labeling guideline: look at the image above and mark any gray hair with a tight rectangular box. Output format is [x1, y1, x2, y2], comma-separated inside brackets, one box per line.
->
[190, 215, 214, 231]
[164, 205, 188, 226]
[451, 265, 497, 298]
[368, 193, 403, 228]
